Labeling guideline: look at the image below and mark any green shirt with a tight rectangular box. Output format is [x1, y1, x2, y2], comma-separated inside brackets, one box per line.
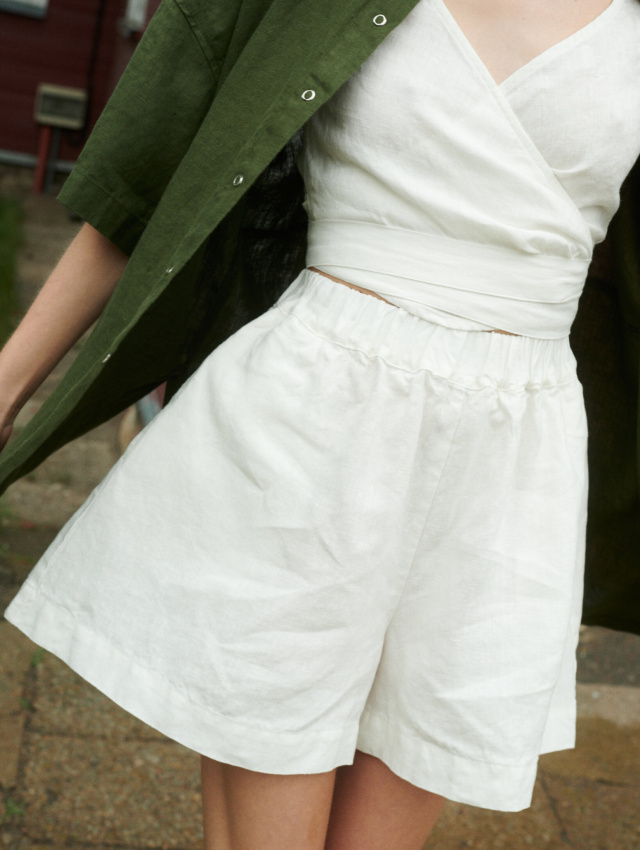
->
[0, 0, 638, 634]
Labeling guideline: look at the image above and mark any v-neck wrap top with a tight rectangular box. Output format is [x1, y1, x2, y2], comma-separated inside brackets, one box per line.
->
[298, 0, 640, 337]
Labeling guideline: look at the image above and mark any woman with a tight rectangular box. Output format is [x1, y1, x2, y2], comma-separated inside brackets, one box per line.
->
[2, 0, 640, 847]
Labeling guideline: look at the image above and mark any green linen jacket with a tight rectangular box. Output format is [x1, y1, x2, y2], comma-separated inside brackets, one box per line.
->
[0, 0, 638, 634]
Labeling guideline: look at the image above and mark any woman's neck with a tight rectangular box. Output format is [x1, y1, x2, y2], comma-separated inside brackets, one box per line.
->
[439, 0, 617, 85]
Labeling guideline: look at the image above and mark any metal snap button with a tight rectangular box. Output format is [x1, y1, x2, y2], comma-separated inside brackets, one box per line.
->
[373, 14, 387, 25]
[101, 354, 111, 364]
[165, 266, 174, 274]
[232, 175, 244, 186]
[301, 90, 316, 101]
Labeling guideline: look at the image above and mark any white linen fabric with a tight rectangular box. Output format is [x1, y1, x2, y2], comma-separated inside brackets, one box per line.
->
[299, 0, 640, 336]
[5, 271, 588, 812]
[5, 0, 639, 816]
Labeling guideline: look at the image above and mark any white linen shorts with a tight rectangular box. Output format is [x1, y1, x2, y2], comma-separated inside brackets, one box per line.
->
[5, 268, 588, 812]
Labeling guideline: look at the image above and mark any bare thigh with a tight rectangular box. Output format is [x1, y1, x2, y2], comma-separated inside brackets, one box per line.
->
[201, 751, 446, 850]
[201, 756, 336, 850]
[324, 751, 446, 850]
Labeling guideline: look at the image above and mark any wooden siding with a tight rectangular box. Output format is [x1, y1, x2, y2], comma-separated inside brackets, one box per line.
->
[0, 0, 127, 159]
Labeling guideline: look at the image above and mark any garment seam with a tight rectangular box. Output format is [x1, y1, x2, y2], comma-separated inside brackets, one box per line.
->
[21, 584, 356, 742]
[361, 707, 542, 768]
[276, 304, 579, 391]
[66, 168, 151, 234]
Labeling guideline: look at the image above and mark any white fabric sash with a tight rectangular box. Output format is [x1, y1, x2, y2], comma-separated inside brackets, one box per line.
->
[306, 220, 592, 338]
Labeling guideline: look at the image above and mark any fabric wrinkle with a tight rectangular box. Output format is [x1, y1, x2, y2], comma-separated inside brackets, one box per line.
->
[299, 0, 640, 336]
[4, 269, 589, 811]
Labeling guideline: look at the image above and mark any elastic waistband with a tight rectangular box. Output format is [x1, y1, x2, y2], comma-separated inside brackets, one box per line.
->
[276, 270, 579, 391]
[306, 220, 592, 339]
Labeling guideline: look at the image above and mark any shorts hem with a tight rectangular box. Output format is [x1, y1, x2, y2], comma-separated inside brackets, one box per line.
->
[539, 702, 577, 754]
[4, 582, 359, 774]
[355, 708, 541, 812]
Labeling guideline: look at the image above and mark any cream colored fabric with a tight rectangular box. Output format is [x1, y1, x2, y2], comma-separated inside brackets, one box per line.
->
[5, 270, 588, 812]
[299, 0, 640, 336]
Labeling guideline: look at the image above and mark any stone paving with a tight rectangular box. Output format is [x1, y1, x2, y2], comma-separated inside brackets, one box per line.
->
[1, 170, 640, 848]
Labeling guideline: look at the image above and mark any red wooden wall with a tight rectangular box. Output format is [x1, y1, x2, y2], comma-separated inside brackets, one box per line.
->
[0, 0, 128, 161]
[107, 0, 160, 93]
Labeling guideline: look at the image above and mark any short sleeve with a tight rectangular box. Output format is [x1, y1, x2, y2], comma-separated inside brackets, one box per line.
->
[57, 0, 219, 256]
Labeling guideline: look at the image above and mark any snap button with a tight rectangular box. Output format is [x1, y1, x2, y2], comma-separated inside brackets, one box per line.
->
[232, 175, 244, 186]
[373, 14, 387, 25]
[101, 354, 111, 364]
[165, 266, 174, 274]
[301, 90, 316, 101]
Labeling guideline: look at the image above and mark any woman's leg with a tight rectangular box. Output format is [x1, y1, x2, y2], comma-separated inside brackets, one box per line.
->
[324, 750, 447, 850]
[201, 751, 445, 850]
[201, 756, 337, 850]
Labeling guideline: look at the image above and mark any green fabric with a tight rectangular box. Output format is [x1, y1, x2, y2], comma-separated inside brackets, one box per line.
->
[0, 0, 417, 483]
[0, 0, 638, 634]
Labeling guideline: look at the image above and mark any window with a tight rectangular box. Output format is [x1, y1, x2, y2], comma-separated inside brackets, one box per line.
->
[123, 0, 147, 31]
[0, 0, 49, 19]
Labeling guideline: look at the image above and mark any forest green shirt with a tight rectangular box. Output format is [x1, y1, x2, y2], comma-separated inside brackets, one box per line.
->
[0, 0, 638, 633]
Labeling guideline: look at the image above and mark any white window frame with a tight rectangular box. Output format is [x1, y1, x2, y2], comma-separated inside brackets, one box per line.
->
[123, 0, 148, 31]
[0, 0, 49, 18]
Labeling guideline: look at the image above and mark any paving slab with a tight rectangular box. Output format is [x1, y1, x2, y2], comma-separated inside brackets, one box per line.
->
[540, 716, 640, 786]
[428, 782, 569, 848]
[535, 775, 640, 850]
[0, 713, 26, 790]
[30, 652, 165, 741]
[0, 527, 58, 587]
[20, 735, 203, 848]
[576, 682, 640, 727]
[577, 625, 640, 686]
[0, 622, 35, 715]
[0, 584, 19, 614]
[0, 620, 36, 792]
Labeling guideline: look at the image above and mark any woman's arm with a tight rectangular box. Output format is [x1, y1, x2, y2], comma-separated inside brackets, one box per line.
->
[0, 222, 128, 450]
